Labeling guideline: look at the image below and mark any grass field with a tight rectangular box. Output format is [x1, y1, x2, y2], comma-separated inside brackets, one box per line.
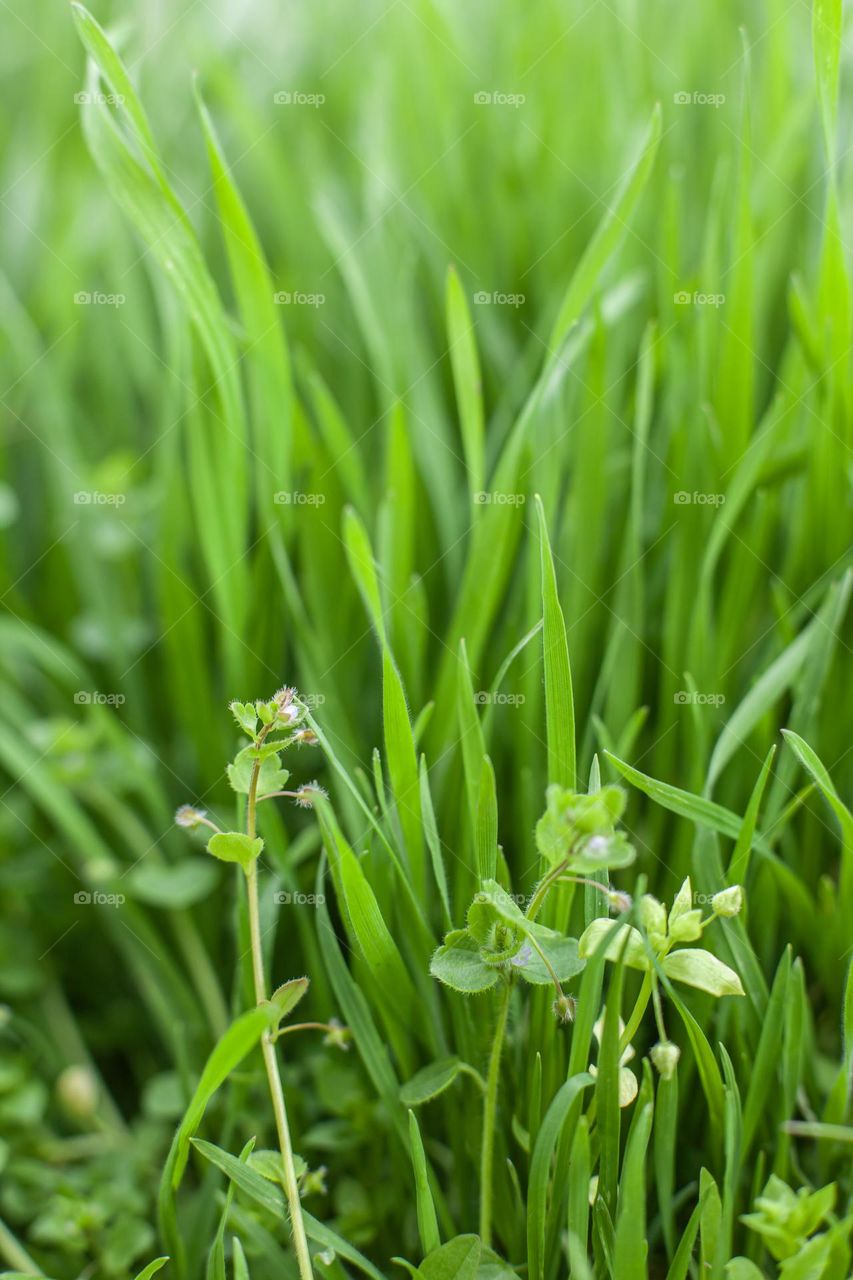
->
[1, 1, 853, 1278]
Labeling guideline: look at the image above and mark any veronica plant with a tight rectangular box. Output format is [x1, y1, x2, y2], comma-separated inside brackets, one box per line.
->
[175, 688, 328, 1280]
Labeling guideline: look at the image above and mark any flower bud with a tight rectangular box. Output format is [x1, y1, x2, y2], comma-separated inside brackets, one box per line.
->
[650, 1040, 680, 1080]
[711, 885, 743, 917]
[56, 1064, 99, 1119]
[274, 686, 302, 726]
[322, 1019, 351, 1052]
[175, 804, 207, 830]
[606, 888, 633, 914]
[552, 993, 577, 1024]
[295, 782, 327, 808]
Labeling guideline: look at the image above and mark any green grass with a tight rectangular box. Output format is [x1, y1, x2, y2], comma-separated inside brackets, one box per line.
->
[1, 0, 853, 1278]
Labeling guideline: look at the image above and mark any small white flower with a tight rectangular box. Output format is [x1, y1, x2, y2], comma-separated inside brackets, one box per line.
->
[175, 804, 206, 829]
[589, 1012, 638, 1107]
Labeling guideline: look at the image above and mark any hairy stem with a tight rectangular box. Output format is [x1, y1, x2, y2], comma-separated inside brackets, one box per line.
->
[246, 728, 313, 1280]
[480, 981, 511, 1245]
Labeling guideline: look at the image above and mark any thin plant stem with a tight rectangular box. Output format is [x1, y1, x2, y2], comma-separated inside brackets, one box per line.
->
[245, 722, 314, 1280]
[480, 981, 511, 1246]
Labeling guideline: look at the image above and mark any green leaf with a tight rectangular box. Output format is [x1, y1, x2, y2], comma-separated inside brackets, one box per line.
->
[227, 747, 288, 796]
[401, 1058, 469, 1107]
[125, 859, 220, 909]
[661, 949, 745, 998]
[133, 1261, 169, 1280]
[527, 1074, 593, 1280]
[268, 977, 310, 1022]
[813, 0, 842, 154]
[475, 756, 498, 883]
[158, 1006, 277, 1272]
[206, 832, 263, 873]
[536, 495, 575, 789]
[192, 1140, 386, 1280]
[316, 797, 425, 1050]
[446, 265, 485, 499]
[782, 731, 853, 912]
[742, 949, 791, 1155]
[383, 650, 426, 895]
[516, 936, 585, 986]
[229, 702, 259, 738]
[578, 919, 649, 970]
[418, 1235, 481, 1280]
[430, 932, 500, 994]
[408, 1110, 440, 1255]
[613, 1102, 653, 1280]
[420, 757, 452, 927]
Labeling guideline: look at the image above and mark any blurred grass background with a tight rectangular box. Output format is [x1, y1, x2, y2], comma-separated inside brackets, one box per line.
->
[1, 0, 852, 1274]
